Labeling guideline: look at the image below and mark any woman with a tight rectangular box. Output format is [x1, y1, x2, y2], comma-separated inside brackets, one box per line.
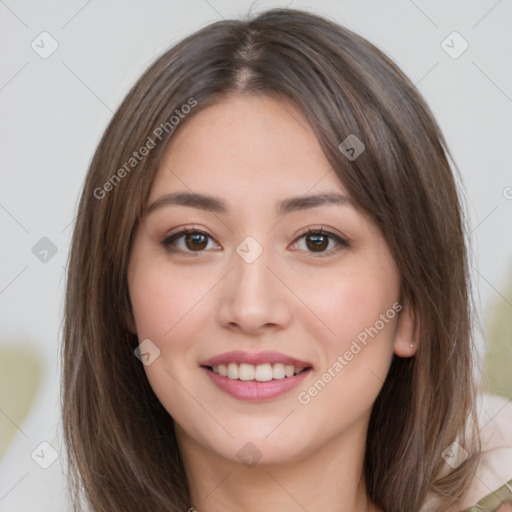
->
[62, 8, 512, 512]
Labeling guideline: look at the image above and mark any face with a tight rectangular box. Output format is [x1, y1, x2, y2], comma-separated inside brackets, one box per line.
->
[127, 94, 415, 467]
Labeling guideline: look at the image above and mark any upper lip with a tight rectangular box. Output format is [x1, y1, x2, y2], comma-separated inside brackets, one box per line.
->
[200, 350, 313, 368]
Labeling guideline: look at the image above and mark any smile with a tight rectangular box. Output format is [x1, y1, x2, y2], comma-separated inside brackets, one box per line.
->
[200, 351, 313, 401]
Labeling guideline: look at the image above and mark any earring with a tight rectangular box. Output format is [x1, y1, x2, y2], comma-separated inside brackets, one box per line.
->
[410, 343, 414, 348]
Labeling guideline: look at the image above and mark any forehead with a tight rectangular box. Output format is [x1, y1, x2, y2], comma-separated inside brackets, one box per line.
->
[149, 94, 348, 202]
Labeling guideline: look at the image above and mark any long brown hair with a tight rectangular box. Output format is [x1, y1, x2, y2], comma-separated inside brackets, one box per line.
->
[62, 8, 481, 511]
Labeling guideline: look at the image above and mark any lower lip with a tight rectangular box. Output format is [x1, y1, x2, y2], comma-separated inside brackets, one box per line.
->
[202, 367, 311, 402]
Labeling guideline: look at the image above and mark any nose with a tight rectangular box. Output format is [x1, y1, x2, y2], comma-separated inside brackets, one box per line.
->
[216, 248, 293, 336]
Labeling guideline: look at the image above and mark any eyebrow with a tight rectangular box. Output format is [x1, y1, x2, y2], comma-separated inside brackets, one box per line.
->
[146, 191, 353, 216]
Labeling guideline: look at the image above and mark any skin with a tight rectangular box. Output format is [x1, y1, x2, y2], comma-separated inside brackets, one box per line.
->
[127, 94, 417, 512]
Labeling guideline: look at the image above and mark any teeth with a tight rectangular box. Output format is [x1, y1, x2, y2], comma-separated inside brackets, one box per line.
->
[227, 362, 238, 379]
[255, 363, 273, 382]
[210, 362, 308, 381]
[239, 363, 255, 381]
[273, 363, 285, 379]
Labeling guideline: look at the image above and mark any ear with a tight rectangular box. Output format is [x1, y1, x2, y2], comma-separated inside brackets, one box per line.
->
[393, 298, 420, 358]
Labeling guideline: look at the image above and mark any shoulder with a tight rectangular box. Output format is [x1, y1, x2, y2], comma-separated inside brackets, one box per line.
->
[420, 394, 512, 512]
[460, 393, 512, 510]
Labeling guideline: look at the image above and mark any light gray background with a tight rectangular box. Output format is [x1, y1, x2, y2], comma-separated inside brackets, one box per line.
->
[1, 1, 511, 510]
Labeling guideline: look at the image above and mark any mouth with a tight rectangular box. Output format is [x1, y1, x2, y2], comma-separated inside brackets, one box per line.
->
[199, 351, 313, 402]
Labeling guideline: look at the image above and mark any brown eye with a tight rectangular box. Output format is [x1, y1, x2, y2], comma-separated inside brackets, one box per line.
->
[162, 229, 220, 254]
[292, 229, 348, 256]
[306, 233, 329, 252]
[185, 232, 208, 250]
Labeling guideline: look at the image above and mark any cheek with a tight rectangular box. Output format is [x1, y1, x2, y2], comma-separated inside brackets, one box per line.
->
[292, 264, 400, 419]
[298, 265, 400, 349]
[130, 272, 176, 339]
[128, 259, 215, 434]
[129, 255, 212, 342]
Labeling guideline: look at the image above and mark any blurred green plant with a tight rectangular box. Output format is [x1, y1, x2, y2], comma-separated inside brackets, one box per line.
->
[0, 342, 43, 459]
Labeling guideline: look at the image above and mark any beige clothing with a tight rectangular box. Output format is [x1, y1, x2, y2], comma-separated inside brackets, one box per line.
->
[421, 394, 512, 512]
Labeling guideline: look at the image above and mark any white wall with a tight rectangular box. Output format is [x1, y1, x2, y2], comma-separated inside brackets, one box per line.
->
[1, 0, 511, 510]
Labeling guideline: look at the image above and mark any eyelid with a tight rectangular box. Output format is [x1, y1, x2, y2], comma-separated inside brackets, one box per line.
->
[296, 225, 349, 244]
[164, 225, 211, 240]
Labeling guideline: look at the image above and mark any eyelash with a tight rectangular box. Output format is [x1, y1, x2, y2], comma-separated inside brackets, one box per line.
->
[161, 227, 349, 257]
